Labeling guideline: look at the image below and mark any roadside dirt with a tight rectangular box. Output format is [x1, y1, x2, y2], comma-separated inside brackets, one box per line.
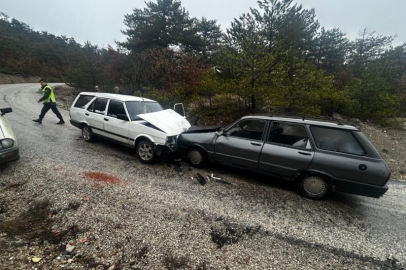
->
[53, 84, 80, 111]
[0, 73, 40, 84]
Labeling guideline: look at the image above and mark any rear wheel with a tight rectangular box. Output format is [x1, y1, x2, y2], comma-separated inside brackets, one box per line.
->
[82, 126, 96, 142]
[136, 140, 155, 164]
[188, 147, 207, 168]
[299, 175, 331, 200]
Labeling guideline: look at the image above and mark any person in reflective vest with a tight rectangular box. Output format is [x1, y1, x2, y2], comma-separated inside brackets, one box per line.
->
[32, 78, 65, 124]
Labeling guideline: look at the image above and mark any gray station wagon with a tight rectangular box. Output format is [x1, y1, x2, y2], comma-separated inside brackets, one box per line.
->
[177, 115, 391, 200]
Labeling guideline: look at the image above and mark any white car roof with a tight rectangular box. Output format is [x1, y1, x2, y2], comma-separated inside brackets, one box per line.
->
[79, 92, 156, 103]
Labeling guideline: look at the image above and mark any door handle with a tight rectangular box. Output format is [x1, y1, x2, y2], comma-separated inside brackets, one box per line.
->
[251, 142, 262, 146]
[85, 113, 89, 116]
[104, 118, 109, 121]
[298, 151, 311, 156]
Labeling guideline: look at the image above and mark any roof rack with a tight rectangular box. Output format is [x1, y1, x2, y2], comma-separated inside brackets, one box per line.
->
[269, 113, 343, 125]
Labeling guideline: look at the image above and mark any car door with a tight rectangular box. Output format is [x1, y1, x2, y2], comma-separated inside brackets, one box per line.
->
[104, 100, 131, 144]
[215, 119, 267, 169]
[259, 121, 314, 178]
[85, 98, 108, 135]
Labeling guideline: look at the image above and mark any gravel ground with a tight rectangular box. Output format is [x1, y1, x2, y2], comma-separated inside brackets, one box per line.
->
[0, 83, 405, 270]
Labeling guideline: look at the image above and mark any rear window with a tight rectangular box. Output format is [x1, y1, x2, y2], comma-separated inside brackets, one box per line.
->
[74, 95, 94, 108]
[311, 127, 366, 155]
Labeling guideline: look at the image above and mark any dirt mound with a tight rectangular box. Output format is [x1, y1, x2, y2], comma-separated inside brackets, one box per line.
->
[0, 73, 40, 84]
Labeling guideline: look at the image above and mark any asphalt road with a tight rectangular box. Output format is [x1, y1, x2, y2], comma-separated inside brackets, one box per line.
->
[0, 83, 405, 269]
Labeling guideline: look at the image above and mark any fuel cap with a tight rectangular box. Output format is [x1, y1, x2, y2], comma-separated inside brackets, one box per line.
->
[359, 164, 367, 171]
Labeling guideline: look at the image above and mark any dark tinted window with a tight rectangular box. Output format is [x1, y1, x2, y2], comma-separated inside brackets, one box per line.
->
[88, 98, 108, 115]
[226, 119, 266, 140]
[107, 100, 126, 118]
[268, 122, 309, 148]
[311, 127, 365, 155]
[74, 95, 94, 108]
[125, 101, 163, 121]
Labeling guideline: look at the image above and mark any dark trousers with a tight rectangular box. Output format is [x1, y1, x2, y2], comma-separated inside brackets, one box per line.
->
[39, 103, 63, 121]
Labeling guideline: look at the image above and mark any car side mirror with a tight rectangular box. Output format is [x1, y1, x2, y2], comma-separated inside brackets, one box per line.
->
[216, 129, 227, 137]
[117, 114, 129, 121]
[0, 107, 12, 115]
[173, 103, 185, 117]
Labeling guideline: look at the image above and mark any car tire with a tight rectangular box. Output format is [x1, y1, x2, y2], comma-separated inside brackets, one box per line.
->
[136, 140, 155, 164]
[299, 175, 331, 200]
[82, 125, 96, 142]
[188, 147, 207, 168]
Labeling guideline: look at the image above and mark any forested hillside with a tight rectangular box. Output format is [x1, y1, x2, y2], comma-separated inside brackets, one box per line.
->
[1, 0, 405, 123]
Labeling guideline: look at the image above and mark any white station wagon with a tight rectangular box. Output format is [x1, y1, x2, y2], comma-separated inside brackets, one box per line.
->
[70, 93, 191, 163]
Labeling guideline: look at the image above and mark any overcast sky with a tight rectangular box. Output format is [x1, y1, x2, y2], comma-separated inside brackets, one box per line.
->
[0, 0, 404, 47]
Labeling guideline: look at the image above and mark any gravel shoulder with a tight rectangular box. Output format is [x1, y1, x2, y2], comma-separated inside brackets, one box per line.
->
[0, 84, 405, 270]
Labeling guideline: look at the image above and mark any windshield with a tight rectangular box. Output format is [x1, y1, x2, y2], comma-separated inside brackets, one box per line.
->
[125, 101, 164, 121]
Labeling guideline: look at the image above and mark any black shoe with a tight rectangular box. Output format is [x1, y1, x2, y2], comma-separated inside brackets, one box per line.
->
[33, 119, 42, 124]
[56, 120, 65, 125]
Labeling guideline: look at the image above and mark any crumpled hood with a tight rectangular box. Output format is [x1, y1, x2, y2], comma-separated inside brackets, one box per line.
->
[138, 109, 191, 136]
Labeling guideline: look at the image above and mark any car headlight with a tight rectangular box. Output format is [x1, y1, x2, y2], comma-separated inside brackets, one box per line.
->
[0, 138, 14, 149]
[166, 136, 176, 144]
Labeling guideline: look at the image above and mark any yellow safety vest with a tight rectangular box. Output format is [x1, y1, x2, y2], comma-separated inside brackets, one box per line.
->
[42, 86, 56, 103]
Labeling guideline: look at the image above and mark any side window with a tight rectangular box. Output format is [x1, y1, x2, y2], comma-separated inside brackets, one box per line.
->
[268, 122, 309, 149]
[311, 127, 366, 155]
[74, 95, 94, 108]
[107, 100, 126, 118]
[88, 98, 108, 115]
[226, 119, 266, 141]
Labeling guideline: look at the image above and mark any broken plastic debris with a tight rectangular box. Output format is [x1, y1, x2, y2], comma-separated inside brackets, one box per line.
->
[196, 173, 206, 185]
[210, 174, 232, 185]
[32, 257, 42, 263]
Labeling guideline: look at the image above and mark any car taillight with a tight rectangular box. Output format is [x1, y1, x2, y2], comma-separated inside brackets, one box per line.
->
[387, 173, 392, 181]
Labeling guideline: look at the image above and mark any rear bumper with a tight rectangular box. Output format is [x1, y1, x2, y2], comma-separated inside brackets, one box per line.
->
[0, 147, 19, 165]
[334, 179, 388, 198]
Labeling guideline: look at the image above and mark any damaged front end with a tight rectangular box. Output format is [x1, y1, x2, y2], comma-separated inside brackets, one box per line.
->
[165, 135, 178, 152]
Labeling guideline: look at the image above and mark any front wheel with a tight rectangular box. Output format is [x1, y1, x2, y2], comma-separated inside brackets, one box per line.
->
[136, 140, 155, 164]
[188, 147, 207, 168]
[299, 175, 331, 200]
[82, 126, 96, 142]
